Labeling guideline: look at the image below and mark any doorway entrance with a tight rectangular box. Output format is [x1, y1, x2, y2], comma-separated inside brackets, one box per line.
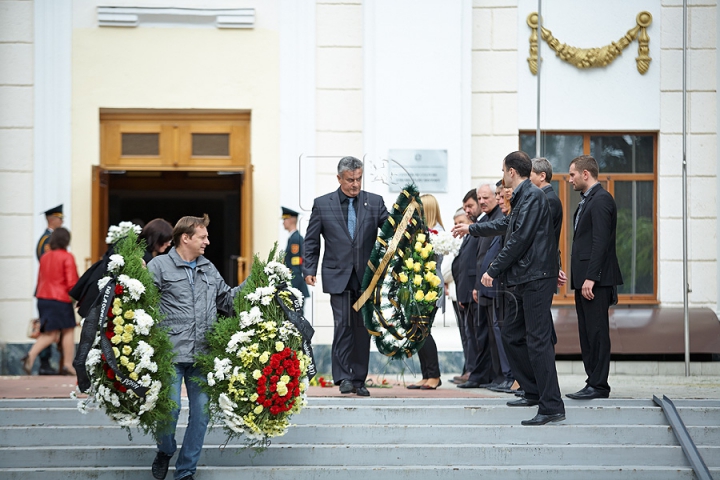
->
[95, 111, 253, 283]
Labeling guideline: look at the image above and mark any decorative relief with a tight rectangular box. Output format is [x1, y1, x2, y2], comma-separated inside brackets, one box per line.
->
[527, 11, 652, 75]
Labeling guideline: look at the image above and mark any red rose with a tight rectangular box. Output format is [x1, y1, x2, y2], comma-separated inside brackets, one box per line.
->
[269, 384, 277, 392]
[271, 375, 279, 383]
[294, 387, 300, 396]
[105, 331, 114, 340]
[257, 395, 266, 404]
[270, 406, 280, 415]
[107, 311, 114, 319]
[106, 369, 116, 380]
[263, 400, 272, 408]
[263, 366, 272, 375]
[115, 285, 124, 295]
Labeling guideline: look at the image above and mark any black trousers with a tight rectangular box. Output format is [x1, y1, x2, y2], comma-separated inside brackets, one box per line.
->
[462, 301, 493, 384]
[330, 289, 370, 387]
[418, 334, 440, 379]
[453, 300, 469, 373]
[502, 277, 564, 415]
[574, 286, 613, 392]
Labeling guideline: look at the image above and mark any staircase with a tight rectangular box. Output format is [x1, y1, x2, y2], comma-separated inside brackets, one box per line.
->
[1, 397, 719, 479]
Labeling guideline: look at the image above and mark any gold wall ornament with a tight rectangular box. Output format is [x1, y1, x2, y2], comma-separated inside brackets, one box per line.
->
[527, 11, 652, 75]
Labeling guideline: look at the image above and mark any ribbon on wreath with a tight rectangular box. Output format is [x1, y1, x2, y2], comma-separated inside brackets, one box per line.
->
[274, 283, 317, 380]
[73, 277, 149, 397]
[352, 198, 420, 312]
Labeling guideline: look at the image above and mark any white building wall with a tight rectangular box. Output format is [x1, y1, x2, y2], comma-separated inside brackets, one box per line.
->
[0, 0, 36, 343]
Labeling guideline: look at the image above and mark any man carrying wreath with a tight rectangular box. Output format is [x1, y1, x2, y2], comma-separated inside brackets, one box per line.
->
[303, 157, 388, 397]
[148, 214, 242, 480]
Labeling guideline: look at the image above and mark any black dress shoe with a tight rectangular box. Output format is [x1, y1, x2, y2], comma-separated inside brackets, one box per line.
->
[566, 385, 609, 400]
[339, 379, 355, 394]
[488, 379, 515, 393]
[456, 381, 481, 389]
[514, 389, 525, 397]
[38, 364, 57, 375]
[151, 452, 172, 479]
[507, 397, 539, 407]
[355, 385, 370, 396]
[478, 382, 495, 388]
[521, 413, 566, 426]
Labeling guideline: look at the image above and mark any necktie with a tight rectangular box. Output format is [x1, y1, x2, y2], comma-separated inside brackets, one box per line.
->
[348, 197, 356, 239]
[574, 196, 586, 232]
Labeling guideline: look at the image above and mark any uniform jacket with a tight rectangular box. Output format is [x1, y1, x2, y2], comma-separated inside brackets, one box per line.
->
[285, 230, 309, 297]
[469, 179, 558, 286]
[36, 228, 52, 260]
[36, 249, 79, 303]
[570, 184, 623, 289]
[303, 188, 388, 294]
[148, 248, 241, 363]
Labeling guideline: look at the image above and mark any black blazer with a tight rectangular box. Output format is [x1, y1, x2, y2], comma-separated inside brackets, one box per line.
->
[474, 206, 503, 294]
[570, 184, 623, 289]
[542, 184, 563, 248]
[303, 188, 388, 294]
[452, 228, 480, 304]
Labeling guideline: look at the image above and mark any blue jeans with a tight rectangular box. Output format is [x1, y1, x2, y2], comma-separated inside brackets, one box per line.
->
[157, 363, 210, 480]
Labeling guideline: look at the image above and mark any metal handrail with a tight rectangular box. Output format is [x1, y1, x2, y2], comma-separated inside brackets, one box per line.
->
[652, 395, 712, 480]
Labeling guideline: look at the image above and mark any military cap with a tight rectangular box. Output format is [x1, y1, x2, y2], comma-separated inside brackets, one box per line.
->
[281, 207, 299, 219]
[43, 204, 64, 218]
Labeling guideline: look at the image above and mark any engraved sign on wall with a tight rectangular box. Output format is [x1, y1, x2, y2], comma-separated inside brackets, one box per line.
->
[387, 149, 448, 193]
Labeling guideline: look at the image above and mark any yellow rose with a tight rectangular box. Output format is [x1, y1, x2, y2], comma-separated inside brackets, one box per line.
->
[250, 393, 259, 402]
[122, 345, 132, 355]
[416, 233, 426, 243]
[111, 335, 122, 345]
[254, 405, 263, 414]
[424, 272, 434, 283]
[112, 317, 124, 326]
[404, 258, 414, 270]
[259, 352, 269, 364]
[425, 261, 437, 271]
[414, 291, 425, 301]
[113, 325, 124, 335]
[121, 332, 133, 343]
[425, 291, 438, 302]
[123, 310, 134, 320]
[413, 263, 422, 272]
[120, 356, 129, 366]
[275, 341, 285, 352]
[398, 272, 409, 283]
[280, 374, 290, 384]
[113, 298, 121, 307]
[126, 362, 135, 372]
[123, 324, 134, 334]
[420, 249, 430, 259]
[276, 383, 288, 396]
[413, 275, 423, 286]
[112, 347, 120, 358]
[430, 275, 442, 287]
[129, 372, 139, 380]
[112, 306, 122, 316]
[252, 369, 262, 380]
[414, 242, 423, 252]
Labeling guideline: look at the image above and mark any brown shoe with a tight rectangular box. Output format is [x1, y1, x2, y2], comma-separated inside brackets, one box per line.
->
[452, 373, 469, 384]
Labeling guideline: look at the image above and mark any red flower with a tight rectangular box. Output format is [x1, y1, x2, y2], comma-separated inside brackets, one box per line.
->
[114, 285, 124, 295]
[263, 400, 272, 408]
[107, 311, 114, 319]
[113, 381, 127, 393]
[428, 228, 438, 235]
[105, 331, 114, 340]
[270, 406, 280, 415]
[106, 369, 116, 380]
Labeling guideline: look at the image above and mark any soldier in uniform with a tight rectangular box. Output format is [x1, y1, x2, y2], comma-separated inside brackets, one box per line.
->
[34, 204, 64, 375]
[282, 207, 309, 311]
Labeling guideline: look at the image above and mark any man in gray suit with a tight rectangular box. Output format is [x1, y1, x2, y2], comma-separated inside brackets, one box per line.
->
[304, 157, 389, 396]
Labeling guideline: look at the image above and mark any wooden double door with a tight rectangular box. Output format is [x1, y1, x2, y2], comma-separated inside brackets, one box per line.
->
[93, 112, 253, 283]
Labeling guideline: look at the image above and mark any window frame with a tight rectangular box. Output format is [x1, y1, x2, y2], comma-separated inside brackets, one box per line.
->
[520, 131, 658, 306]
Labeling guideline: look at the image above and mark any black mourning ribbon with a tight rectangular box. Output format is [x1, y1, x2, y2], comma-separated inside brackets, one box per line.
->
[73, 277, 149, 398]
[274, 283, 317, 380]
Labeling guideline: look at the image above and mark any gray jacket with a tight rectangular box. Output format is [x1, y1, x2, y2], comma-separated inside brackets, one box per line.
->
[148, 248, 240, 363]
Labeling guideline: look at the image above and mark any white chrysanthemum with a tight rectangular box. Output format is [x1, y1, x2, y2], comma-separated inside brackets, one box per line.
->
[429, 231, 462, 256]
[226, 329, 256, 353]
[213, 357, 232, 381]
[107, 254, 125, 273]
[287, 286, 304, 307]
[118, 274, 145, 301]
[218, 392, 236, 412]
[207, 372, 216, 387]
[106, 222, 142, 245]
[239, 306, 263, 328]
[97, 277, 111, 290]
[85, 348, 102, 368]
[133, 309, 154, 335]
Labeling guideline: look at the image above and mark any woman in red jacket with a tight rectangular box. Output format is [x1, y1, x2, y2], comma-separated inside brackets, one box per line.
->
[23, 227, 79, 375]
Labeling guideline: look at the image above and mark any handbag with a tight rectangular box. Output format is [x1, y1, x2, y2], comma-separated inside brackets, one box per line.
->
[27, 318, 41, 339]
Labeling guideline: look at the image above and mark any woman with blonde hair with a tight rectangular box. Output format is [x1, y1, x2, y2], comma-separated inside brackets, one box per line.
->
[407, 194, 445, 390]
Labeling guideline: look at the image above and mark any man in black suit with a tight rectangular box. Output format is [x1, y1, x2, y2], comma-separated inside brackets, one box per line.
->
[566, 155, 623, 400]
[452, 189, 484, 387]
[452, 151, 565, 426]
[304, 157, 388, 397]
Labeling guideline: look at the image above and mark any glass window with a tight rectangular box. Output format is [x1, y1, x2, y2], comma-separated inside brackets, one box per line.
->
[614, 181, 654, 294]
[121, 133, 159, 156]
[520, 133, 583, 173]
[192, 133, 230, 157]
[590, 135, 654, 173]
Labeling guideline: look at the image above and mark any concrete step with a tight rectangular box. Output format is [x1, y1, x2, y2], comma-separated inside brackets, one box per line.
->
[3, 403, 718, 427]
[2, 465, 719, 480]
[1, 444, 719, 469]
[3, 423, 719, 447]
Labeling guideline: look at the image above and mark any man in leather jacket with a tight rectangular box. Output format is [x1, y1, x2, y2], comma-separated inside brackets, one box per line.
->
[452, 151, 565, 426]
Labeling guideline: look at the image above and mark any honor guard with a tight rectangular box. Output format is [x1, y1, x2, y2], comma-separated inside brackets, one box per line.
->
[281, 207, 310, 301]
[37, 205, 64, 260]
